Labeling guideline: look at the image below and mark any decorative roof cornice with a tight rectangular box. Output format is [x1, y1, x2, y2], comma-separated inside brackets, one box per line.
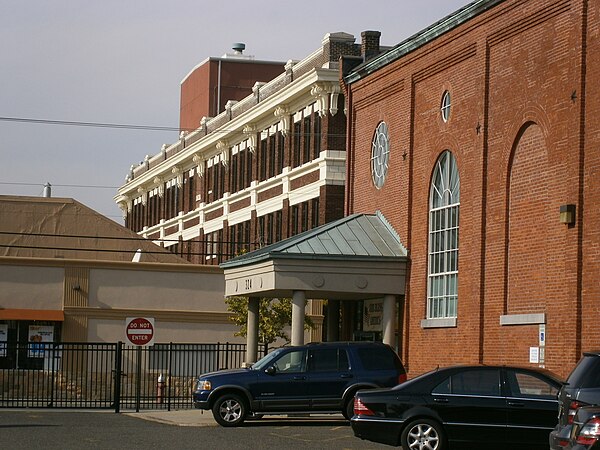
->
[116, 67, 340, 200]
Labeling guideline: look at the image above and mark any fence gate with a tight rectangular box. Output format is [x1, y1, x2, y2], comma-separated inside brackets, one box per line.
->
[0, 341, 267, 411]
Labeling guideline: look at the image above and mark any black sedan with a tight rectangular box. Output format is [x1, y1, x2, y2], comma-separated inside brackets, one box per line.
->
[351, 365, 562, 450]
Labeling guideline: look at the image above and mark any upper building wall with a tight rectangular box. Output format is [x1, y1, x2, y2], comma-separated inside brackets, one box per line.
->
[179, 56, 285, 132]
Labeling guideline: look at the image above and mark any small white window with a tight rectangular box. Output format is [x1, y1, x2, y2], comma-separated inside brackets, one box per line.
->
[441, 91, 451, 123]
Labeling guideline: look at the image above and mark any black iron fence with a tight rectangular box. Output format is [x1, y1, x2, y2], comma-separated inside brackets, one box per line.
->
[0, 341, 268, 411]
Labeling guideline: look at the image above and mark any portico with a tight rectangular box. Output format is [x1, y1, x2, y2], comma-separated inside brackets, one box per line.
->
[220, 212, 408, 364]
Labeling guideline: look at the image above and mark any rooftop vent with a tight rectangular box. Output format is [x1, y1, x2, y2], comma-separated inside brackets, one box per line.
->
[232, 43, 246, 55]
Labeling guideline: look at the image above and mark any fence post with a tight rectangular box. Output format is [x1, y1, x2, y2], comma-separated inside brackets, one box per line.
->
[114, 342, 123, 413]
[135, 346, 142, 413]
[167, 342, 173, 412]
[216, 342, 221, 371]
[49, 342, 56, 408]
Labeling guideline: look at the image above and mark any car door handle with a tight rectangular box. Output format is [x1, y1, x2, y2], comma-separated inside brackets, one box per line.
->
[508, 401, 525, 407]
[340, 373, 353, 379]
[293, 376, 306, 381]
[433, 397, 449, 403]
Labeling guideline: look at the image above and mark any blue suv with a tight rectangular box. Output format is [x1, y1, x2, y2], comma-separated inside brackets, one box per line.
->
[193, 341, 406, 426]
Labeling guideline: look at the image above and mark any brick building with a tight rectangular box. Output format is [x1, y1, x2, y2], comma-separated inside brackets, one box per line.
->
[179, 44, 285, 133]
[342, 0, 598, 378]
[115, 33, 375, 266]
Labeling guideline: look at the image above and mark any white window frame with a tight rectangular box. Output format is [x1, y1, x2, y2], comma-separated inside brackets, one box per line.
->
[426, 151, 460, 322]
[441, 91, 451, 123]
[371, 121, 390, 189]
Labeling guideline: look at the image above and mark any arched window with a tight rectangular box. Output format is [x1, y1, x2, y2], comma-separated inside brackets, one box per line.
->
[427, 151, 460, 319]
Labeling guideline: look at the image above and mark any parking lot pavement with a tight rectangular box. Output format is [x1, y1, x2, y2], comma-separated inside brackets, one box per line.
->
[125, 410, 347, 427]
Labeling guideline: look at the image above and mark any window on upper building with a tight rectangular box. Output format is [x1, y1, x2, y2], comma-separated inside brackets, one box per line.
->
[313, 114, 321, 160]
[148, 187, 160, 225]
[232, 144, 252, 193]
[293, 121, 301, 168]
[216, 161, 225, 199]
[427, 151, 460, 320]
[205, 229, 222, 263]
[165, 178, 179, 219]
[205, 157, 225, 202]
[268, 133, 276, 179]
[277, 130, 285, 174]
[186, 170, 195, 212]
[275, 210, 282, 243]
[259, 137, 268, 181]
[230, 151, 239, 194]
[303, 115, 311, 164]
[301, 200, 309, 232]
[291, 204, 299, 236]
[245, 146, 253, 188]
[311, 198, 320, 229]
[132, 196, 144, 232]
[229, 220, 250, 259]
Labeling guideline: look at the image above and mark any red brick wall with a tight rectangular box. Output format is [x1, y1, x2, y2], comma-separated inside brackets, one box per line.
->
[179, 60, 284, 132]
[346, 0, 595, 378]
[581, 0, 600, 358]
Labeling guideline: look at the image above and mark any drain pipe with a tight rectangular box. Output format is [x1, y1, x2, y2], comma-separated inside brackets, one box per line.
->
[217, 59, 222, 114]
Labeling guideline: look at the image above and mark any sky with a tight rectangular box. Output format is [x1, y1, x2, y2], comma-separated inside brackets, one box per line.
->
[1, 0, 469, 224]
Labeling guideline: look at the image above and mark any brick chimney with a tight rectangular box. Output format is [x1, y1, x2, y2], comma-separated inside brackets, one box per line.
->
[361, 30, 381, 61]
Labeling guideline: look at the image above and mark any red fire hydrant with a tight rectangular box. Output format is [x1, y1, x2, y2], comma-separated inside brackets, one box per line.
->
[157, 374, 165, 404]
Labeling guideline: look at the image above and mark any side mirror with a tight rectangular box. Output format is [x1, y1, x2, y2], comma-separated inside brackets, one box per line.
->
[265, 365, 277, 375]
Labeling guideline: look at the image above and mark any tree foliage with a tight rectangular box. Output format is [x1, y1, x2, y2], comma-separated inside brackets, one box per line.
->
[225, 296, 314, 345]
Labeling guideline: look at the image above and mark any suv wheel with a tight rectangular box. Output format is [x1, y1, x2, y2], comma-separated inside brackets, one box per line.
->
[212, 393, 247, 427]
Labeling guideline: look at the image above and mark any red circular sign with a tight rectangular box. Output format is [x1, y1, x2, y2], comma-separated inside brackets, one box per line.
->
[126, 317, 154, 346]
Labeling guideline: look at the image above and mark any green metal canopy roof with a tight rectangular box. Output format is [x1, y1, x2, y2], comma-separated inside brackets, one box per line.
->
[220, 212, 408, 270]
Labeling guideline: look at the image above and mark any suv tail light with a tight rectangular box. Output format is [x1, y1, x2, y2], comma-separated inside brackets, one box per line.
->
[354, 398, 375, 416]
[398, 373, 407, 384]
[575, 417, 600, 446]
[569, 401, 588, 424]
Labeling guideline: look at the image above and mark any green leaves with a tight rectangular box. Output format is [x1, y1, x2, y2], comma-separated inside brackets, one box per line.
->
[225, 296, 314, 345]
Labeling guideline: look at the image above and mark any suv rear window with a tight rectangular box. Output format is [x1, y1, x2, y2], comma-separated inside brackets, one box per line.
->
[567, 355, 600, 388]
[356, 346, 401, 371]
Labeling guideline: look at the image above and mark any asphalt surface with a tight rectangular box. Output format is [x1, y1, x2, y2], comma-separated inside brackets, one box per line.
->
[0, 409, 389, 450]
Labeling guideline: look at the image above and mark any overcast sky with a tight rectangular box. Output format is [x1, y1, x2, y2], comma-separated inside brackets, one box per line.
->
[1, 0, 469, 223]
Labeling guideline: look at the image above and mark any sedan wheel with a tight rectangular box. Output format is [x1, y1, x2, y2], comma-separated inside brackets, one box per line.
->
[401, 419, 445, 450]
[212, 394, 247, 427]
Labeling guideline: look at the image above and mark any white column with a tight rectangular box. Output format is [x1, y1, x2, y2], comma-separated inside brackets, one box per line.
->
[382, 294, 396, 347]
[246, 297, 259, 364]
[291, 290, 306, 346]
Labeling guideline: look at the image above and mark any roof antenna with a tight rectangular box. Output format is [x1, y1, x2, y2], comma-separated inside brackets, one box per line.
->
[43, 182, 52, 198]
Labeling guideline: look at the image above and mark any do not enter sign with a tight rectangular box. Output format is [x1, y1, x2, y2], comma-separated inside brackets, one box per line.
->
[125, 317, 155, 346]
